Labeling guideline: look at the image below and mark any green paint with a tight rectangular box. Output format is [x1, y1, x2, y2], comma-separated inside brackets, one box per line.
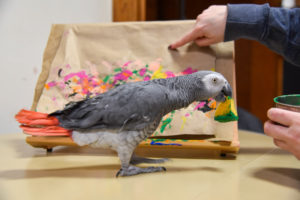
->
[157, 110, 176, 134]
[114, 68, 122, 72]
[103, 75, 111, 83]
[152, 139, 167, 142]
[160, 117, 173, 133]
[214, 97, 238, 122]
[214, 112, 238, 122]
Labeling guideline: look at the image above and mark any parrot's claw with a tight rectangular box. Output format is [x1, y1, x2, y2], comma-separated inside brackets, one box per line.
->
[116, 165, 166, 177]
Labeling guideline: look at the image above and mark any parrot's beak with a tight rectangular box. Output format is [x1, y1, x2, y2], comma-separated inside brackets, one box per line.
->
[223, 82, 232, 97]
[215, 82, 232, 102]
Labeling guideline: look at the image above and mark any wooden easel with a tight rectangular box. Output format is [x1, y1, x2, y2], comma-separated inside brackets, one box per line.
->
[25, 134, 239, 157]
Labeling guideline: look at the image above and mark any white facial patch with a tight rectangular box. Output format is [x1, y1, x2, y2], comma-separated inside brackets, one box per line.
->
[202, 73, 226, 94]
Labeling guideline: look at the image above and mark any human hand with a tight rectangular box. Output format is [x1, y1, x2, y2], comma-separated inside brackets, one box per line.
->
[169, 5, 228, 49]
[264, 108, 300, 160]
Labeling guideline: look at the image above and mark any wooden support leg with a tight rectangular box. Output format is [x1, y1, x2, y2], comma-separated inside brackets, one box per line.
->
[220, 153, 227, 157]
[46, 148, 53, 153]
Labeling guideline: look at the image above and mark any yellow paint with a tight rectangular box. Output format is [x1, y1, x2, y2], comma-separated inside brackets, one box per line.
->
[151, 66, 167, 80]
[215, 97, 237, 116]
[214, 96, 238, 122]
[180, 116, 187, 130]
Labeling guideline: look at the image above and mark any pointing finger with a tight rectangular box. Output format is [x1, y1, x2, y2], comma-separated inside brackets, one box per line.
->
[195, 37, 215, 47]
[170, 28, 203, 49]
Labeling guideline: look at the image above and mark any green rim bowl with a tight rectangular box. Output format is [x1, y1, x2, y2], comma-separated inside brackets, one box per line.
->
[274, 94, 300, 112]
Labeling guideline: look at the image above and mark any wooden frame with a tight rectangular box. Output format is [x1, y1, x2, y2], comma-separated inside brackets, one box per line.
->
[26, 136, 239, 156]
[113, 0, 146, 21]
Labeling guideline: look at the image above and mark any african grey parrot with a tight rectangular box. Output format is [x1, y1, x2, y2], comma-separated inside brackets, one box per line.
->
[16, 70, 232, 177]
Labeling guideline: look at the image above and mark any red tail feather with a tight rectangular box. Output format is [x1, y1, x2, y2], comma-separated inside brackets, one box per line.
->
[15, 109, 71, 136]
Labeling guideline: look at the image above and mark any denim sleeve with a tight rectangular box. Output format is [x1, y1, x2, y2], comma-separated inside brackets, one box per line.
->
[224, 4, 300, 66]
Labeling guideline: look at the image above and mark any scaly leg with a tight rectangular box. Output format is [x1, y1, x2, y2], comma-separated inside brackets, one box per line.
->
[116, 148, 166, 177]
[116, 165, 166, 177]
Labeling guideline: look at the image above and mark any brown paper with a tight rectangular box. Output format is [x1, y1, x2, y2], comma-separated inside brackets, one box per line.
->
[32, 21, 237, 141]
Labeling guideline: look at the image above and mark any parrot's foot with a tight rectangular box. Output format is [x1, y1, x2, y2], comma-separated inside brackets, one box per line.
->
[130, 154, 169, 165]
[116, 165, 166, 177]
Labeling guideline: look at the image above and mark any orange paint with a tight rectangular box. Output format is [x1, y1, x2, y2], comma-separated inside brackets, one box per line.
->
[211, 101, 217, 109]
[45, 84, 50, 90]
[72, 77, 78, 83]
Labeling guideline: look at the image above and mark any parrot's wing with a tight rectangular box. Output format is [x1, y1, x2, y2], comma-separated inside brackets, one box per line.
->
[50, 82, 167, 131]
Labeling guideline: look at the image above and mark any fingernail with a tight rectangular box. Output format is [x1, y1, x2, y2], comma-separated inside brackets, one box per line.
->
[267, 108, 275, 117]
[168, 45, 177, 51]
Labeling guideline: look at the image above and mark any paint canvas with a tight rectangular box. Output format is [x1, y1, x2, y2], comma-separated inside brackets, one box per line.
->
[32, 21, 237, 141]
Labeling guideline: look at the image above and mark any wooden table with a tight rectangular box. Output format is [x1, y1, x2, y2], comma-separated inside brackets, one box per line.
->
[0, 130, 299, 200]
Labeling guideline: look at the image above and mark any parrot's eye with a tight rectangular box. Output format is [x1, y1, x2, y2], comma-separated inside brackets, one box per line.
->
[212, 78, 218, 84]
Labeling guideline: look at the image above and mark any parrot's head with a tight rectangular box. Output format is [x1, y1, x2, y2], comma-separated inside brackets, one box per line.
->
[192, 71, 232, 102]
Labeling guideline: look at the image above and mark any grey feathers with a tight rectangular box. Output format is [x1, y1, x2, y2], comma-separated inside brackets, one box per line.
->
[50, 70, 231, 132]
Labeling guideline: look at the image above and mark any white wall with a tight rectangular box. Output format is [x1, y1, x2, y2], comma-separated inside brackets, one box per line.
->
[0, 0, 112, 134]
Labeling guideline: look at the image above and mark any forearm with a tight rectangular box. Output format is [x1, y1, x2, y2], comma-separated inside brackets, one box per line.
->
[225, 4, 300, 66]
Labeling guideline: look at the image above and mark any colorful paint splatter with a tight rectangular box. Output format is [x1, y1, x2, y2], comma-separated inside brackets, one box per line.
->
[44, 60, 217, 135]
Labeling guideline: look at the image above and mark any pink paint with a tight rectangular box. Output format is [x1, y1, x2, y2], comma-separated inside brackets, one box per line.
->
[114, 70, 132, 81]
[182, 67, 197, 75]
[185, 113, 190, 117]
[194, 102, 206, 110]
[114, 73, 126, 81]
[64, 71, 88, 82]
[58, 82, 66, 89]
[139, 68, 147, 76]
[91, 79, 100, 87]
[47, 81, 57, 87]
[65, 64, 71, 69]
[165, 71, 175, 78]
[82, 88, 89, 95]
[123, 61, 131, 67]
[122, 70, 133, 77]
[144, 76, 151, 81]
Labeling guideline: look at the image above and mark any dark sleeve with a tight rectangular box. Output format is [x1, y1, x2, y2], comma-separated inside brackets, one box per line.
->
[224, 3, 300, 66]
